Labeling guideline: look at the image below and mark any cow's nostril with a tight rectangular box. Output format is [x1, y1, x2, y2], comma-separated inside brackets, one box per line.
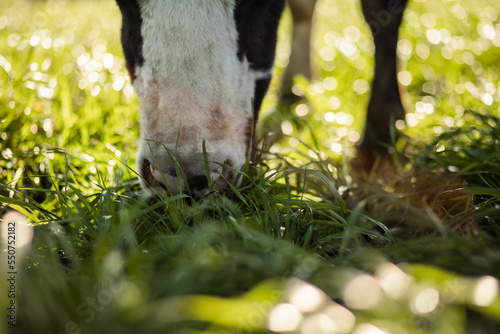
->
[141, 159, 157, 187]
[187, 175, 209, 192]
[141, 159, 169, 191]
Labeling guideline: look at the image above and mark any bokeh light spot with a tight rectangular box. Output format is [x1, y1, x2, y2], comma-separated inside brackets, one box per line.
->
[295, 104, 309, 117]
[398, 70, 412, 86]
[323, 77, 338, 91]
[411, 288, 440, 314]
[352, 323, 390, 334]
[322, 302, 357, 333]
[268, 303, 303, 332]
[1, 211, 34, 249]
[288, 280, 328, 313]
[344, 275, 383, 310]
[416, 43, 430, 60]
[330, 143, 342, 153]
[325, 112, 336, 123]
[281, 120, 293, 135]
[376, 263, 412, 299]
[473, 276, 498, 307]
[328, 96, 342, 110]
[353, 79, 369, 94]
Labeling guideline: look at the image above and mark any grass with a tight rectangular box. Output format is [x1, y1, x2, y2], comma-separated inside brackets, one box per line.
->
[1, 0, 500, 333]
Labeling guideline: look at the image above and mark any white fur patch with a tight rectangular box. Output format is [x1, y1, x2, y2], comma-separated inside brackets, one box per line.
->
[133, 0, 261, 195]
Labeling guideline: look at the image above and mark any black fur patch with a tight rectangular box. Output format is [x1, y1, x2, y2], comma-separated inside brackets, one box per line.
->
[234, 0, 286, 71]
[253, 77, 271, 113]
[115, 0, 145, 80]
[247, 77, 271, 155]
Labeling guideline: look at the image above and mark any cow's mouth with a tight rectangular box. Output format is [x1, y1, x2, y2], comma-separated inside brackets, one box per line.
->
[139, 158, 235, 198]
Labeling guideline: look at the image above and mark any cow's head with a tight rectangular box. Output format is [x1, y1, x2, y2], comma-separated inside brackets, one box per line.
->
[116, 0, 285, 197]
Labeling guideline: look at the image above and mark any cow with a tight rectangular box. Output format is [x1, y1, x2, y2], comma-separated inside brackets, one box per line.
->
[115, 0, 409, 198]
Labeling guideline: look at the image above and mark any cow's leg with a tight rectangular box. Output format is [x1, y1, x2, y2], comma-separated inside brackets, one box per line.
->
[281, 0, 317, 104]
[360, 0, 409, 150]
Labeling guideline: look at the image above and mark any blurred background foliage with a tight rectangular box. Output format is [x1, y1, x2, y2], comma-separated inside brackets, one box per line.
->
[1, 0, 500, 333]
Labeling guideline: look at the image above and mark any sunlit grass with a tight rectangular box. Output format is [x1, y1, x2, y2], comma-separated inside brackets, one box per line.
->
[1, 0, 500, 333]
